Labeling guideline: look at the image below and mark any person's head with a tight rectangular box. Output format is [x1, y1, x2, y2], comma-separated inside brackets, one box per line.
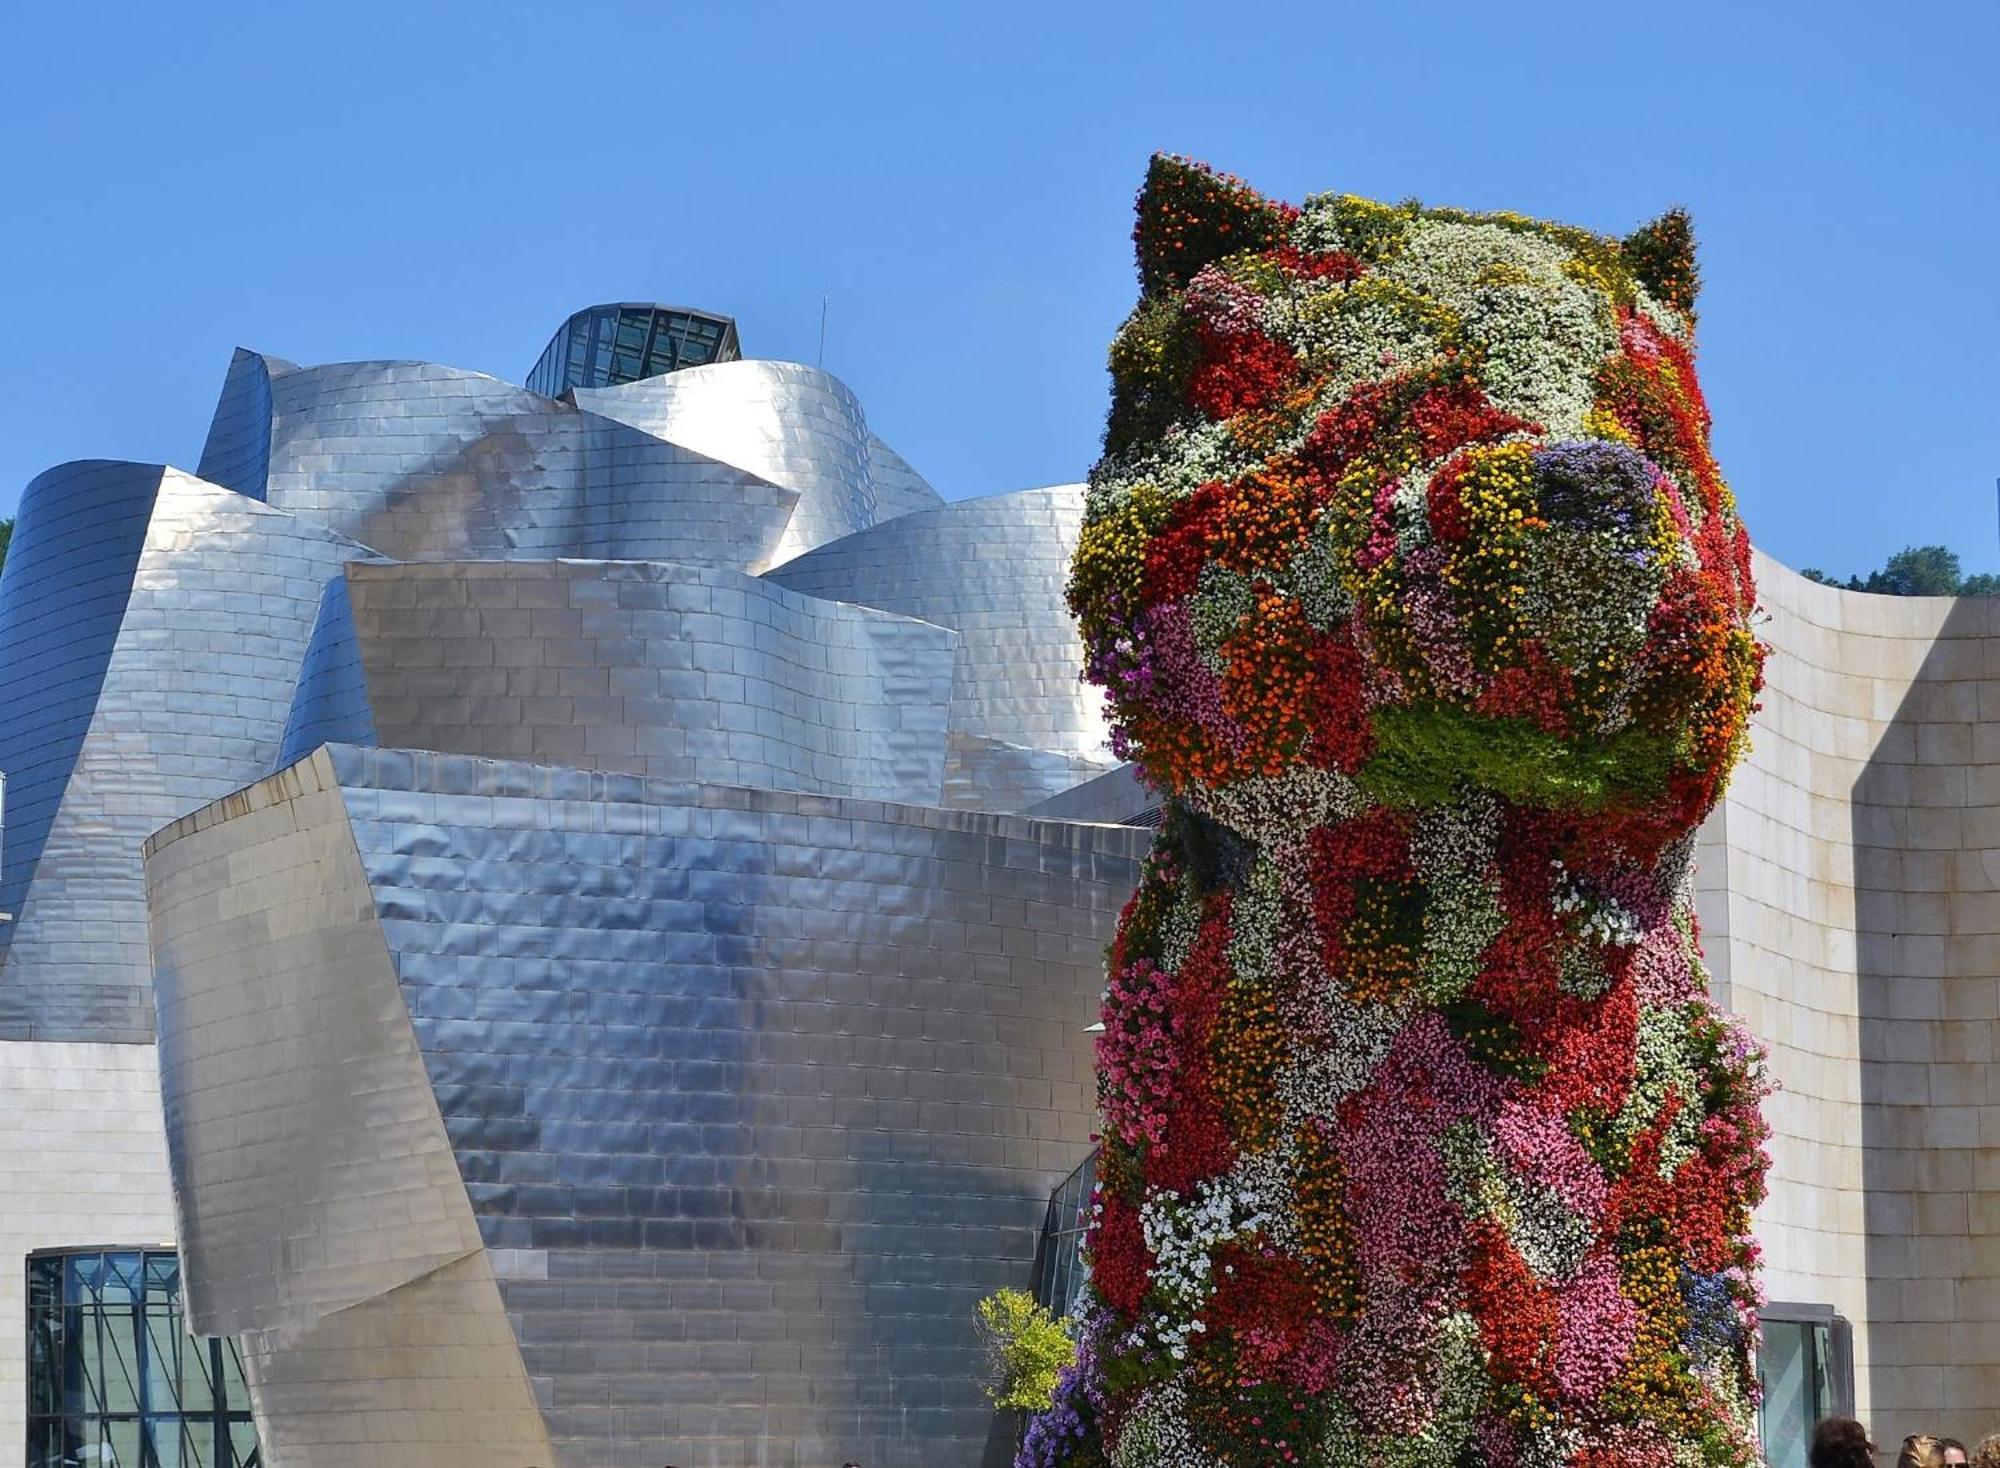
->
[1810, 1417, 1877, 1468]
[1901, 1435, 1946, 1468]
[1972, 1434, 2000, 1468]
[1941, 1440, 1969, 1467]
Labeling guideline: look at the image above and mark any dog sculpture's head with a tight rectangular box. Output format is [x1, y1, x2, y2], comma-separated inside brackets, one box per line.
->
[1073, 156, 1762, 853]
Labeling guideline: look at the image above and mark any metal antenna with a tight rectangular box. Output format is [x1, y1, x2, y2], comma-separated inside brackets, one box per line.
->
[818, 292, 828, 367]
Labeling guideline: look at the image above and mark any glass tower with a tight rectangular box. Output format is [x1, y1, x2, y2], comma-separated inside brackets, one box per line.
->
[27, 1248, 260, 1467]
[525, 303, 740, 398]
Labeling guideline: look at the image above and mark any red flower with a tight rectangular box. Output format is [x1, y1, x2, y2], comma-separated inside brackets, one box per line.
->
[1088, 1186, 1153, 1316]
[1187, 324, 1299, 420]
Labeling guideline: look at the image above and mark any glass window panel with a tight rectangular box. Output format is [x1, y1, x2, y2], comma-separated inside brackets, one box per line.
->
[30, 1255, 62, 1311]
[102, 1254, 143, 1306]
[105, 1415, 142, 1467]
[614, 315, 649, 351]
[31, 1251, 259, 1467]
[68, 1252, 105, 1305]
[1758, 1319, 1814, 1468]
[100, 1306, 141, 1414]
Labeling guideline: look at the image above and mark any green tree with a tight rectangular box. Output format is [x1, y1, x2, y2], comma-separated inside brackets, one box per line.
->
[1862, 544, 1964, 596]
[974, 1289, 1075, 1412]
[0, 518, 11, 572]
[1800, 544, 2000, 597]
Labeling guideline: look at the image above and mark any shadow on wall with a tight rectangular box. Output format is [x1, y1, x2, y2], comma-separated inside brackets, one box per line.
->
[1852, 595, 2000, 1447]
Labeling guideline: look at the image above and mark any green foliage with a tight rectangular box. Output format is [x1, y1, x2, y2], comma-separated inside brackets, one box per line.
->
[1358, 704, 1675, 811]
[1803, 543, 2000, 597]
[975, 1288, 1076, 1412]
[1104, 295, 1200, 456]
[0, 518, 11, 571]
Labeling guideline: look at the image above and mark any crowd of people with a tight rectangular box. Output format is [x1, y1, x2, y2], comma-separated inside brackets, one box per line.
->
[1811, 1420, 1995, 1467]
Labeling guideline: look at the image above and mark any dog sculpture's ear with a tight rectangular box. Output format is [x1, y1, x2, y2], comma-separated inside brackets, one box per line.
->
[1133, 152, 1293, 297]
[1622, 207, 1700, 318]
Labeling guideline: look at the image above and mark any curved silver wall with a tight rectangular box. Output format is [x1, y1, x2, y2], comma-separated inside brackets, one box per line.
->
[574, 359, 941, 565]
[0, 463, 367, 1040]
[148, 745, 1144, 1468]
[763, 484, 1116, 803]
[197, 349, 944, 577]
[278, 558, 960, 802]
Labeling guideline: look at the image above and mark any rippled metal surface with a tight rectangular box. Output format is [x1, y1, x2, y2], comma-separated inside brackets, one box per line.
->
[148, 745, 1145, 1468]
[279, 558, 959, 801]
[147, 751, 553, 1467]
[763, 485, 1116, 807]
[0, 463, 366, 1040]
[575, 359, 934, 564]
[200, 349, 944, 578]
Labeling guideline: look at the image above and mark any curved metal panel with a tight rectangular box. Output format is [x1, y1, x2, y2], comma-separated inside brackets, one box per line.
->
[275, 572, 379, 769]
[146, 745, 1147, 1468]
[763, 485, 1115, 788]
[330, 559, 958, 803]
[0, 461, 166, 948]
[866, 432, 945, 522]
[146, 747, 553, 1466]
[574, 360, 881, 563]
[195, 347, 294, 499]
[253, 359, 802, 571]
[0, 469, 368, 1040]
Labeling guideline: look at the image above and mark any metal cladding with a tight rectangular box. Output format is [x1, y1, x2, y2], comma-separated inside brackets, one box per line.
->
[763, 484, 1118, 807]
[201, 348, 944, 575]
[277, 558, 960, 802]
[0, 461, 367, 1040]
[574, 359, 944, 565]
[0, 308, 1153, 1465]
[148, 745, 1146, 1468]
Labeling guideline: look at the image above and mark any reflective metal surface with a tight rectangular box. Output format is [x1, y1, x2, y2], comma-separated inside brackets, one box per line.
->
[764, 484, 1117, 806]
[280, 558, 959, 802]
[575, 359, 935, 565]
[0, 305, 1149, 1465]
[148, 745, 1146, 1468]
[203, 349, 942, 577]
[0, 462, 366, 1040]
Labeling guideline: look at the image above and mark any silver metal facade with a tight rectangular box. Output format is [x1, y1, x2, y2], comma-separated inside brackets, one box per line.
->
[285, 558, 961, 802]
[763, 484, 1118, 807]
[0, 307, 1142, 1465]
[148, 746, 1145, 1468]
[0, 463, 367, 1040]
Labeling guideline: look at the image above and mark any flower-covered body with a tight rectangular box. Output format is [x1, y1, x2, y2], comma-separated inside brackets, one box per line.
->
[1031, 159, 1772, 1468]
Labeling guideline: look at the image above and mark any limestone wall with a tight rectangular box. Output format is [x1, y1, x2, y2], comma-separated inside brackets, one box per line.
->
[0, 1040, 177, 1458]
[1698, 550, 2000, 1444]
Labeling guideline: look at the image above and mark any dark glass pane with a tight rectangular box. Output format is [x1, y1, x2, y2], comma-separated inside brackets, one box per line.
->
[146, 1255, 181, 1296]
[614, 315, 648, 352]
[29, 1255, 62, 1311]
[68, 1252, 105, 1305]
[61, 1306, 92, 1414]
[228, 1420, 261, 1467]
[103, 1253, 143, 1306]
[27, 1417, 65, 1468]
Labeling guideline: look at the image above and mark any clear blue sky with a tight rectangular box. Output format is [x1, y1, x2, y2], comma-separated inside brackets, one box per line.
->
[2, 1, 1994, 580]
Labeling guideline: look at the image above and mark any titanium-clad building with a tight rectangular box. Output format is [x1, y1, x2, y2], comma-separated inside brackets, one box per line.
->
[0, 306, 1134, 1468]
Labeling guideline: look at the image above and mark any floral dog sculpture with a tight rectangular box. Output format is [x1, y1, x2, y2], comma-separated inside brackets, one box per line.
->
[1022, 158, 1773, 1468]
